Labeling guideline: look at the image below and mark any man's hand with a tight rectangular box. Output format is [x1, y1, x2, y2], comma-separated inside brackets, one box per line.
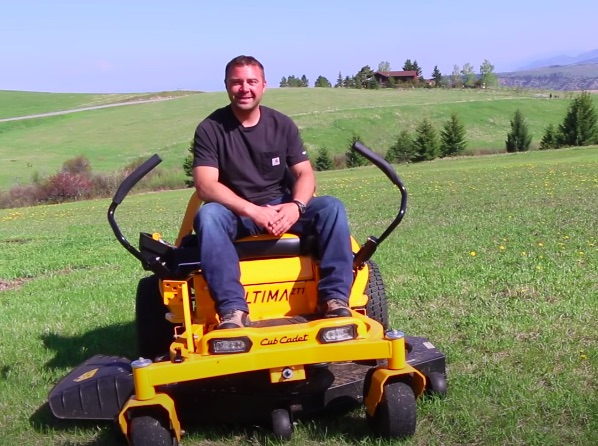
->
[265, 203, 300, 236]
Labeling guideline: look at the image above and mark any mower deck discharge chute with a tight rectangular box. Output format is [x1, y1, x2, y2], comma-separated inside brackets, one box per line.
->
[49, 142, 447, 444]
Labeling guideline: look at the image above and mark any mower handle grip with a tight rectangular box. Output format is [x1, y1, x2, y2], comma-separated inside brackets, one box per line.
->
[350, 141, 408, 268]
[112, 154, 162, 205]
[352, 141, 402, 188]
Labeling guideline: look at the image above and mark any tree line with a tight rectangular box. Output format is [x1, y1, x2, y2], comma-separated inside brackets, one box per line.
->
[279, 59, 498, 89]
[309, 91, 598, 170]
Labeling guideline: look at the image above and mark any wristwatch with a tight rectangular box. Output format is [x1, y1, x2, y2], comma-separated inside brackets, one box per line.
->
[292, 199, 306, 215]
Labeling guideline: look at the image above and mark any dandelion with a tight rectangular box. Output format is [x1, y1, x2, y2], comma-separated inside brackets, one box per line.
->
[499, 246, 506, 251]
[470, 251, 476, 257]
[537, 242, 544, 247]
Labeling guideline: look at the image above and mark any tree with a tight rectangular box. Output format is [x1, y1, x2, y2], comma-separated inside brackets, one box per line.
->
[355, 65, 374, 89]
[558, 91, 598, 146]
[335, 71, 343, 88]
[403, 59, 414, 71]
[345, 135, 369, 168]
[461, 63, 476, 87]
[440, 112, 467, 157]
[431, 66, 442, 87]
[183, 139, 194, 187]
[343, 76, 355, 88]
[539, 123, 560, 150]
[300, 75, 309, 87]
[385, 129, 415, 163]
[314, 75, 332, 88]
[505, 109, 532, 152]
[279, 76, 288, 88]
[314, 147, 333, 171]
[479, 59, 497, 88]
[412, 60, 423, 79]
[451, 64, 462, 88]
[378, 61, 391, 72]
[413, 118, 439, 162]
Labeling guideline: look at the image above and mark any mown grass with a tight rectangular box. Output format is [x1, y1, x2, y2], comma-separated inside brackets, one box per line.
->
[2, 88, 594, 189]
[0, 90, 201, 120]
[0, 147, 596, 445]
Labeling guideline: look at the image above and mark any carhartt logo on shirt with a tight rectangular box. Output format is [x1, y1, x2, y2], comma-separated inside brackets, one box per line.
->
[272, 157, 280, 166]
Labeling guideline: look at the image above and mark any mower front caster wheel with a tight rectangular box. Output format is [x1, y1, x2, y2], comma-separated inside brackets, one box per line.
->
[369, 381, 416, 439]
[129, 412, 178, 446]
[271, 408, 293, 440]
[425, 372, 447, 397]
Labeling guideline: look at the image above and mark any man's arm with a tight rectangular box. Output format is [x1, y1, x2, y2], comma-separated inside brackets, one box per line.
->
[289, 160, 315, 205]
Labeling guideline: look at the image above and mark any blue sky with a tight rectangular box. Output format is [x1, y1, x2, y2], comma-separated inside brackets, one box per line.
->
[1, 0, 596, 94]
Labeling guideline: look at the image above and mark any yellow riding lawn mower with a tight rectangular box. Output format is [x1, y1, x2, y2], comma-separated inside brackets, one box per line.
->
[48, 142, 446, 445]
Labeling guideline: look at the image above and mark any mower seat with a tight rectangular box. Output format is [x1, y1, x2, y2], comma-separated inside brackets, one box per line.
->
[139, 232, 319, 278]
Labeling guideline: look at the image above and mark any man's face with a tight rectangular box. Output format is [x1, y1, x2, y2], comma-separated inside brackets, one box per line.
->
[225, 64, 266, 112]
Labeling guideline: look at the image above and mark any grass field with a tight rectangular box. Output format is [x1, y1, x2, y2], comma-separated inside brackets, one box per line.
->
[0, 147, 596, 445]
[1, 87, 594, 190]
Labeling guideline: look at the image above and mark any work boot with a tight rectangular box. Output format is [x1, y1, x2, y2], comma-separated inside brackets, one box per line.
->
[217, 310, 251, 329]
[323, 298, 351, 318]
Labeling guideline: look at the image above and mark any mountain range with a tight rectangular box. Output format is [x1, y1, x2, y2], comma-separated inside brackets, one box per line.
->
[497, 49, 598, 91]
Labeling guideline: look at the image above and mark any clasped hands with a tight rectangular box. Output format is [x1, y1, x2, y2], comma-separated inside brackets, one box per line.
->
[253, 202, 300, 236]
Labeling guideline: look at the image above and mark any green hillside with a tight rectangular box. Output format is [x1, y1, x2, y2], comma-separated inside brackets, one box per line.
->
[0, 90, 201, 120]
[0, 88, 594, 189]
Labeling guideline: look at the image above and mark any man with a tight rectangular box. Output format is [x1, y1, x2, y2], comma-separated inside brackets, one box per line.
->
[192, 55, 353, 329]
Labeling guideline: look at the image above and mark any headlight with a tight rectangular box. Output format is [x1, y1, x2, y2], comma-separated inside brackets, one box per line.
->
[208, 336, 253, 354]
[317, 325, 357, 343]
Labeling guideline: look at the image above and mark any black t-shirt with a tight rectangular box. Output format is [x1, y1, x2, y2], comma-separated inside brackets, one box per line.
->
[193, 105, 309, 205]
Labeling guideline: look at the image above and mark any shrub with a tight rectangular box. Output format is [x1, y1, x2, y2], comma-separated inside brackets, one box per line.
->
[62, 155, 91, 176]
[183, 139, 194, 187]
[440, 112, 467, 157]
[40, 172, 93, 203]
[385, 129, 415, 163]
[314, 147, 333, 171]
[345, 135, 369, 168]
[505, 109, 532, 153]
[558, 91, 598, 146]
[412, 118, 439, 162]
[539, 123, 560, 150]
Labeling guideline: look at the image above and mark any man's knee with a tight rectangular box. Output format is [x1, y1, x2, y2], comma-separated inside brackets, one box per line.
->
[194, 202, 231, 231]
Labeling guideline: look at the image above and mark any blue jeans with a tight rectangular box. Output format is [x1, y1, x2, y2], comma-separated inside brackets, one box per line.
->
[193, 196, 354, 315]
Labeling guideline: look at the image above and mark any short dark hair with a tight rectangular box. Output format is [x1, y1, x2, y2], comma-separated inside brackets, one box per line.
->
[224, 55, 265, 81]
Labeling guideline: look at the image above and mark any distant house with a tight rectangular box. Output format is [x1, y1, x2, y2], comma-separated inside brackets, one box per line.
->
[374, 70, 418, 85]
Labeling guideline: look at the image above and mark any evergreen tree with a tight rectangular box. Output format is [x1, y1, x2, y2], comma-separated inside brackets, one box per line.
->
[413, 118, 439, 162]
[335, 71, 343, 88]
[431, 66, 442, 87]
[345, 135, 369, 168]
[505, 109, 532, 152]
[314, 75, 332, 87]
[183, 139, 194, 187]
[558, 91, 598, 146]
[403, 59, 414, 71]
[300, 75, 309, 87]
[279, 76, 288, 87]
[385, 129, 415, 163]
[539, 123, 560, 150]
[314, 147, 333, 171]
[412, 60, 423, 79]
[440, 112, 467, 157]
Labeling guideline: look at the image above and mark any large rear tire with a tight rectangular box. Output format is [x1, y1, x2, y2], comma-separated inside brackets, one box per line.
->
[364, 260, 389, 329]
[135, 275, 173, 360]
